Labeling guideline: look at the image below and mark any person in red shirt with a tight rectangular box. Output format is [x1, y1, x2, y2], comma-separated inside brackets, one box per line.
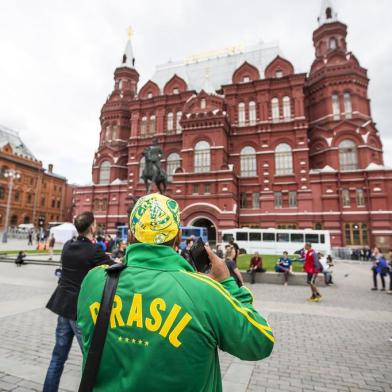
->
[248, 252, 266, 284]
[303, 242, 322, 302]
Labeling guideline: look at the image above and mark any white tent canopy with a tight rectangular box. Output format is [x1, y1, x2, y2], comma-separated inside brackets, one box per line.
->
[49, 222, 77, 243]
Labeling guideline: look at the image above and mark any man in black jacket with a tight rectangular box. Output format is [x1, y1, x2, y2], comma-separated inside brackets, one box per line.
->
[43, 212, 112, 392]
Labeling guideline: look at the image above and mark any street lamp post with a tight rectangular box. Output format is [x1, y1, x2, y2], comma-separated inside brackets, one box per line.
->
[2, 169, 21, 243]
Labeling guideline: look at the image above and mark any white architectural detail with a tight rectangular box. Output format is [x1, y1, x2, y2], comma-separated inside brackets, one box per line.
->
[366, 163, 385, 171]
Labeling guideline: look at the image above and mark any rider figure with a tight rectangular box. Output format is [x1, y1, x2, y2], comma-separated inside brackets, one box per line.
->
[144, 137, 163, 173]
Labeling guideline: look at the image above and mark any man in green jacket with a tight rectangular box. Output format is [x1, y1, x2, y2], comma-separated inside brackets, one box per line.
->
[77, 193, 274, 391]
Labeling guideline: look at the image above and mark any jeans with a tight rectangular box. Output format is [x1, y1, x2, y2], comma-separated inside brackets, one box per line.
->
[275, 266, 290, 283]
[389, 271, 392, 291]
[372, 269, 385, 290]
[43, 316, 83, 392]
[324, 271, 333, 285]
[249, 267, 266, 283]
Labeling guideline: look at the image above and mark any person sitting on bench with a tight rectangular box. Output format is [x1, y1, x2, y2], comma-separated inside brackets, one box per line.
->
[248, 252, 266, 284]
[275, 251, 293, 286]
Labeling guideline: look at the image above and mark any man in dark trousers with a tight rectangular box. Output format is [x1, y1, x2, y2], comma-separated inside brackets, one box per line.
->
[304, 242, 322, 302]
[43, 211, 112, 392]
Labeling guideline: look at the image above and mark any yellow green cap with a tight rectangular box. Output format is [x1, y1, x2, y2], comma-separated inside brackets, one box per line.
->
[129, 193, 180, 244]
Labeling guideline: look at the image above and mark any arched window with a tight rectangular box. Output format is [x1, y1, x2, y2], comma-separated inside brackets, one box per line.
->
[167, 112, 174, 133]
[194, 141, 210, 173]
[271, 98, 279, 122]
[329, 38, 337, 50]
[140, 116, 147, 135]
[149, 115, 156, 134]
[249, 101, 256, 125]
[105, 126, 111, 141]
[283, 96, 291, 120]
[238, 102, 245, 126]
[176, 111, 182, 133]
[118, 80, 123, 90]
[99, 161, 111, 184]
[344, 92, 352, 119]
[275, 143, 293, 175]
[326, 7, 332, 19]
[339, 140, 358, 171]
[275, 70, 283, 78]
[240, 146, 257, 177]
[112, 126, 117, 140]
[139, 156, 146, 181]
[332, 94, 340, 120]
[166, 153, 181, 181]
[200, 98, 206, 109]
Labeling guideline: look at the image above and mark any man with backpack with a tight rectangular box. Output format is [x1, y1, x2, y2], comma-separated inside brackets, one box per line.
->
[304, 242, 323, 302]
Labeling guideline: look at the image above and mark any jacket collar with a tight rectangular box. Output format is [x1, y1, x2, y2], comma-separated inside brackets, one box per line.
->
[124, 243, 195, 272]
[77, 235, 92, 242]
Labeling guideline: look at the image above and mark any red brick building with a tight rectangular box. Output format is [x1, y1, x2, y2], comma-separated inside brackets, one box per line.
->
[74, 0, 392, 249]
[0, 125, 75, 230]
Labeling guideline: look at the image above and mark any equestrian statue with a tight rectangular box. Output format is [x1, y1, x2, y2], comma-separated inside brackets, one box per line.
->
[141, 138, 168, 194]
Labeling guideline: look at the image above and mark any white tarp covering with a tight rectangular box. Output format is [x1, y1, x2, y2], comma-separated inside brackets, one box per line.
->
[49, 223, 77, 243]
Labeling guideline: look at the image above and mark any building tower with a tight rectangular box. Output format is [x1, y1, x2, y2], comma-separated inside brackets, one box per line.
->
[86, 31, 140, 231]
[306, 0, 383, 172]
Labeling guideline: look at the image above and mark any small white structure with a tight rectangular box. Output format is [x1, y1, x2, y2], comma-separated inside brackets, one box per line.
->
[50, 222, 77, 243]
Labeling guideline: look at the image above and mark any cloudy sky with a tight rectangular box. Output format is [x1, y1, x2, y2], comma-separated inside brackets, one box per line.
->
[0, 0, 391, 184]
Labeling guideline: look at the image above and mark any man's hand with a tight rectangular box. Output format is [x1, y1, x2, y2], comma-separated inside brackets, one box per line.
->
[205, 245, 230, 282]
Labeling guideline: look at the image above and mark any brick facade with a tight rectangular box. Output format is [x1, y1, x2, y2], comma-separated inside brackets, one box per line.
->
[74, 2, 392, 249]
[0, 127, 74, 230]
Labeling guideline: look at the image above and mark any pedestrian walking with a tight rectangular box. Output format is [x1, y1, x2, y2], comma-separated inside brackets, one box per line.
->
[371, 247, 388, 291]
[43, 212, 112, 392]
[27, 229, 33, 246]
[387, 249, 392, 294]
[77, 193, 274, 392]
[48, 234, 55, 261]
[304, 242, 322, 302]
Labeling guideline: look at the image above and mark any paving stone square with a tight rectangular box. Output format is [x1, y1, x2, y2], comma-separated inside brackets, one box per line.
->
[0, 260, 391, 391]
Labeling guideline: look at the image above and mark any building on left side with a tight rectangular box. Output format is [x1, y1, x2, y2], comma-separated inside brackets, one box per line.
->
[0, 124, 75, 231]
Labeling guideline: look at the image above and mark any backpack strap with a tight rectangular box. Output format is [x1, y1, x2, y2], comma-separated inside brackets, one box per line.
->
[78, 263, 126, 392]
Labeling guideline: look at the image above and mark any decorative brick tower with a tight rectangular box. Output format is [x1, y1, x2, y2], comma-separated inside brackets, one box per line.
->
[305, 0, 391, 249]
[306, 0, 383, 170]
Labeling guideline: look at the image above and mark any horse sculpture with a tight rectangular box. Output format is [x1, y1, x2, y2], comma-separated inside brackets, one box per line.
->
[142, 162, 167, 194]
[141, 140, 168, 194]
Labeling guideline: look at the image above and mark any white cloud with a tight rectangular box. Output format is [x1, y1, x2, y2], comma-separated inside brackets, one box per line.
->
[1, 0, 391, 183]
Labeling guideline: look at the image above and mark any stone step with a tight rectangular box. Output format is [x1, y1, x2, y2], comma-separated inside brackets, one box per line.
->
[240, 270, 327, 286]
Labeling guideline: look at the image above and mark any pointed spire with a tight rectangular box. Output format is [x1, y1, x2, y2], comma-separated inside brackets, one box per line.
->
[120, 26, 135, 68]
[317, 0, 338, 26]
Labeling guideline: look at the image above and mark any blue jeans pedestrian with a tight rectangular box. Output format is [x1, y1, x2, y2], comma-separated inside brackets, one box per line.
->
[43, 316, 82, 392]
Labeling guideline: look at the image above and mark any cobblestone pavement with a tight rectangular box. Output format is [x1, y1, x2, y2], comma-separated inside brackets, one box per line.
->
[0, 260, 391, 391]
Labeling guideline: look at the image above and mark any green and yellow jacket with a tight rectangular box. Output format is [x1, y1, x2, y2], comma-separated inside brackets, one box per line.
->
[77, 243, 274, 392]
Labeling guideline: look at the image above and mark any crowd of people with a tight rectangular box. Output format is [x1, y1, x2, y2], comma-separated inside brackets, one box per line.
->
[350, 246, 372, 261]
[43, 194, 274, 392]
[19, 191, 389, 391]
